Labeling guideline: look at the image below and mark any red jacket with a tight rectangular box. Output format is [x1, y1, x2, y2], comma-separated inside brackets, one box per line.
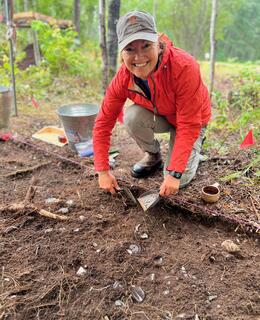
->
[93, 37, 211, 173]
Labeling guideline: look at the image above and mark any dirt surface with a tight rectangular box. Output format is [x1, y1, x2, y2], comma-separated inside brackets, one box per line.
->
[0, 115, 260, 320]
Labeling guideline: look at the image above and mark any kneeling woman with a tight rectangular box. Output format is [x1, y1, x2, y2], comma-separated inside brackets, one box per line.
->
[93, 10, 211, 197]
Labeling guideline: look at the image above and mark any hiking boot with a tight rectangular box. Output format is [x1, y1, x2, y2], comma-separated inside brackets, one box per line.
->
[131, 152, 162, 178]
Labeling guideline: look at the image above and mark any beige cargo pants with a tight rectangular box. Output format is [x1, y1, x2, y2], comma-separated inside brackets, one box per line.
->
[124, 104, 206, 188]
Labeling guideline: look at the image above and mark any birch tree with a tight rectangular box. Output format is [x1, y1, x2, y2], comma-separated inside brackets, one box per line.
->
[107, 0, 120, 80]
[99, 0, 109, 93]
[209, 0, 218, 96]
[73, 0, 80, 37]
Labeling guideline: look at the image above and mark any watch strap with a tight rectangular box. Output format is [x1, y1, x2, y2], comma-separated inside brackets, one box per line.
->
[168, 171, 182, 179]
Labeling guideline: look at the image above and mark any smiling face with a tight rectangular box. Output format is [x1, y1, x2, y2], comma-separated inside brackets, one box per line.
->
[121, 39, 159, 80]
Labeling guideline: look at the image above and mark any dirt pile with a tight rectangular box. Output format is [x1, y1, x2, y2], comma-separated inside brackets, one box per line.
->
[0, 117, 259, 319]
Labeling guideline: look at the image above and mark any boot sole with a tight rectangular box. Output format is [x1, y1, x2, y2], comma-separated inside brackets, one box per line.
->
[131, 160, 163, 178]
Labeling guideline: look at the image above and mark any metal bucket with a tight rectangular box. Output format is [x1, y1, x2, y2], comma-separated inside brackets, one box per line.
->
[57, 103, 99, 151]
[0, 86, 12, 129]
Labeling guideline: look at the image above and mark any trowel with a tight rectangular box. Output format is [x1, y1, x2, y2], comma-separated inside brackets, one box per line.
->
[115, 187, 137, 206]
[137, 190, 160, 211]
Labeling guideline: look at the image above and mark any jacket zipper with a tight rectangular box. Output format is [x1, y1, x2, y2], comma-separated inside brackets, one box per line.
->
[150, 74, 158, 122]
[127, 74, 158, 123]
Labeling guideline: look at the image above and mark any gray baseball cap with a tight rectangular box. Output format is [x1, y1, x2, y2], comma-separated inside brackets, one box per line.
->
[117, 10, 158, 52]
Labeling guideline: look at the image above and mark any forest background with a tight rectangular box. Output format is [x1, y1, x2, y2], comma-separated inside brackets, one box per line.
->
[0, 0, 259, 156]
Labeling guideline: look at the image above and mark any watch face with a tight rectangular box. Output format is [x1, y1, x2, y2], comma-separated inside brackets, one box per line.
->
[174, 172, 182, 179]
[169, 171, 182, 179]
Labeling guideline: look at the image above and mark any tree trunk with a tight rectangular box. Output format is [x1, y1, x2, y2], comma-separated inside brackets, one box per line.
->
[73, 0, 80, 37]
[23, 0, 29, 11]
[153, 0, 157, 22]
[209, 0, 218, 97]
[99, 0, 109, 93]
[107, 0, 120, 80]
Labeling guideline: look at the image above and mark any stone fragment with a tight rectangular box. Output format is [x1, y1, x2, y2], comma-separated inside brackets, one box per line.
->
[180, 266, 188, 277]
[163, 289, 170, 295]
[79, 215, 86, 221]
[131, 285, 145, 303]
[209, 255, 216, 263]
[76, 266, 87, 276]
[115, 300, 124, 306]
[127, 244, 141, 255]
[208, 294, 218, 302]
[162, 311, 172, 320]
[154, 256, 163, 266]
[149, 273, 155, 281]
[66, 200, 74, 206]
[58, 207, 69, 214]
[45, 197, 60, 204]
[113, 281, 123, 290]
[175, 313, 194, 320]
[221, 240, 240, 253]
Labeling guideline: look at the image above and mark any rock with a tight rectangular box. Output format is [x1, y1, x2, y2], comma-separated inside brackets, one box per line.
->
[163, 289, 170, 295]
[66, 200, 74, 206]
[131, 285, 145, 303]
[180, 266, 188, 277]
[112, 281, 123, 290]
[154, 255, 163, 266]
[115, 300, 124, 306]
[79, 215, 86, 221]
[221, 240, 240, 253]
[134, 224, 141, 233]
[127, 244, 141, 255]
[140, 233, 149, 239]
[209, 255, 216, 263]
[175, 313, 194, 320]
[58, 207, 69, 214]
[45, 197, 60, 204]
[162, 311, 172, 320]
[208, 294, 218, 302]
[149, 273, 155, 281]
[76, 266, 87, 276]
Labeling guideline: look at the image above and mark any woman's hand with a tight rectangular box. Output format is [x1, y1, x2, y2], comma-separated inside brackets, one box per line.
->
[98, 171, 119, 194]
[159, 174, 180, 197]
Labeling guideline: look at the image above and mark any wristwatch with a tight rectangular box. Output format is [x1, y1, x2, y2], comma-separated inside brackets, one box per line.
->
[168, 171, 182, 179]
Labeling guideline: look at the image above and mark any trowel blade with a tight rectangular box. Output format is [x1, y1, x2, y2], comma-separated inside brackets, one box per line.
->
[137, 191, 160, 211]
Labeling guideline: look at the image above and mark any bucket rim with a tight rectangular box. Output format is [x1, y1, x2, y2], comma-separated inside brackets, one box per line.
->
[57, 103, 99, 117]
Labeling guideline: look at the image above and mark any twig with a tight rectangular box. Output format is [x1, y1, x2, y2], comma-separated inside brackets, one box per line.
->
[39, 209, 69, 221]
[0, 203, 69, 221]
[12, 136, 94, 176]
[250, 195, 260, 222]
[24, 176, 37, 203]
[0, 203, 25, 212]
[4, 162, 51, 178]
[146, 179, 260, 234]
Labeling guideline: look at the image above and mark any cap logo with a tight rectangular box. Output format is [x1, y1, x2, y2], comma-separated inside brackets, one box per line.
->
[129, 16, 137, 24]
